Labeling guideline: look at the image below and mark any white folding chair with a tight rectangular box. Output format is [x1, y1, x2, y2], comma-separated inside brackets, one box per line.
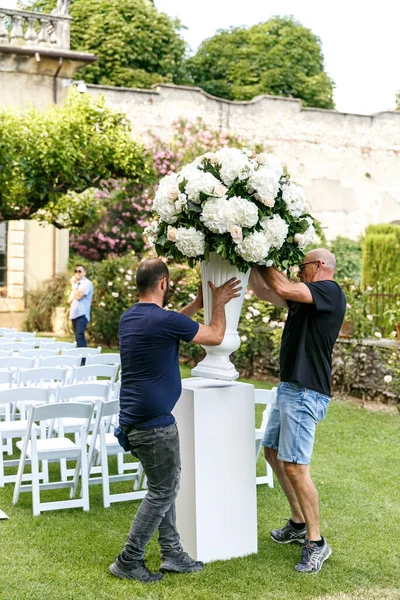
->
[255, 388, 277, 488]
[2, 331, 37, 340]
[13, 401, 94, 515]
[77, 399, 146, 508]
[0, 341, 36, 351]
[0, 327, 16, 334]
[0, 387, 51, 487]
[0, 371, 14, 455]
[71, 364, 118, 387]
[40, 341, 77, 350]
[0, 356, 35, 373]
[86, 353, 121, 367]
[38, 355, 82, 369]
[33, 337, 56, 347]
[20, 349, 60, 359]
[62, 347, 102, 358]
[17, 367, 68, 390]
[0, 349, 12, 358]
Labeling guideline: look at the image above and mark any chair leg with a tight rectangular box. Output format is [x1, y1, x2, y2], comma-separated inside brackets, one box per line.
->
[31, 440, 41, 516]
[0, 434, 5, 488]
[80, 438, 89, 512]
[101, 439, 110, 509]
[117, 452, 124, 475]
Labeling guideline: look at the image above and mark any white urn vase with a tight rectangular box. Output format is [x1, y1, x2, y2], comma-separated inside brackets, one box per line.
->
[191, 252, 250, 381]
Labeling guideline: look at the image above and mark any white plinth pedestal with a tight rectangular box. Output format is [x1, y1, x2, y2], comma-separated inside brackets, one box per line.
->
[173, 378, 257, 563]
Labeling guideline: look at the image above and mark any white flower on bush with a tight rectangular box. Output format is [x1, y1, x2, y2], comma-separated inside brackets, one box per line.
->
[230, 225, 243, 244]
[167, 226, 177, 242]
[111, 292, 119, 298]
[241, 335, 248, 342]
[216, 147, 251, 186]
[262, 316, 270, 324]
[107, 281, 113, 287]
[200, 197, 231, 234]
[255, 153, 283, 179]
[367, 314, 373, 322]
[245, 313, 252, 320]
[235, 231, 271, 264]
[119, 268, 125, 273]
[384, 375, 392, 384]
[184, 170, 221, 204]
[261, 214, 289, 248]
[125, 274, 132, 281]
[228, 196, 259, 228]
[282, 183, 308, 217]
[175, 227, 205, 257]
[294, 218, 315, 250]
[127, 269, 133, 275]
[99, 301, 106, 307]
[248, 168, 280, 207]
[374, 332, 382, 338]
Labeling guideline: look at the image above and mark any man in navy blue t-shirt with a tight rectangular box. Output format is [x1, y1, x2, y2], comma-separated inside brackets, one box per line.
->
[250, 248, 346, 575]
[110, 258, 241, 583]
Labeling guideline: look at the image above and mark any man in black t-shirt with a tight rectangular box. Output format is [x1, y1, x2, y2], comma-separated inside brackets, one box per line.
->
[250, 248, 346, 574]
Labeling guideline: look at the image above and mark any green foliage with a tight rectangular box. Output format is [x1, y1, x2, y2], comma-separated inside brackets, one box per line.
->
[329, 236, 362, 282]
[26, 0, 188, 88]
[187, 16, 334, 108]
[24, 274, 69, 332]
[0, 89, 152, 227]
[362, 224, 400, 287]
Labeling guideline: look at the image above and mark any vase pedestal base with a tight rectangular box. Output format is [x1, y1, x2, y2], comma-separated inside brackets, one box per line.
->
[173, 378, 257, 563]
[191, 355, 239, 381]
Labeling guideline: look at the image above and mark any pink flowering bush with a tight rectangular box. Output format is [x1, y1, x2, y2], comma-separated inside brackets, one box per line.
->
[70, 118, 250, 260]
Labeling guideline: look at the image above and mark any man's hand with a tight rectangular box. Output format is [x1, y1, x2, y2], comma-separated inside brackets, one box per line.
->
[194, 283, 203, 311]
[70, 275, 77, 286]
[209, 277, 242, 305]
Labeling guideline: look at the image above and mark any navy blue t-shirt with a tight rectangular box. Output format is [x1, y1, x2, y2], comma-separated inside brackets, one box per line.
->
[118, 303, 199, 429]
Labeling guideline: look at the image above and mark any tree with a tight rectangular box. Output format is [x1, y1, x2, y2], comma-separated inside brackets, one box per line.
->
[0, 89, 153, 228]
[187, 16, 334, 109]
[26, 0, 188, 88]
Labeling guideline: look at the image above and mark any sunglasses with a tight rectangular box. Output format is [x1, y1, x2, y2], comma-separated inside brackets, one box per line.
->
[298, 260, 321, 273]
[75, 269, 84, 274]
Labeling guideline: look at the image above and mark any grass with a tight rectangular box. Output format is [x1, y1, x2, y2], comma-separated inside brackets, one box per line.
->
[1, 371, 400, 600]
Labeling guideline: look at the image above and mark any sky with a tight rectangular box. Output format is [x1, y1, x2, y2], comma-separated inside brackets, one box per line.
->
[3, 0, 399, 115]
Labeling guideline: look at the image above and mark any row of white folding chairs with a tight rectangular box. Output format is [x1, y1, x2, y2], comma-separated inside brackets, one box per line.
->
[0, 342, 97, 353]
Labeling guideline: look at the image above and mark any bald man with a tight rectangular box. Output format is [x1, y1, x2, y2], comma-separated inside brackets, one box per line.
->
[250, 249, 346, 574]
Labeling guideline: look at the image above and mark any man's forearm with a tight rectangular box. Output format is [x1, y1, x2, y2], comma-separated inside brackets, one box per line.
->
[179, 300, 200, 318]
[258, 266, 289, 294]
[208, 300, 226, 343]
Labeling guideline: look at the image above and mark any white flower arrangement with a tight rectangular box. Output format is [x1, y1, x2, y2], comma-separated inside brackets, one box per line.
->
[146, 147, 316, 272]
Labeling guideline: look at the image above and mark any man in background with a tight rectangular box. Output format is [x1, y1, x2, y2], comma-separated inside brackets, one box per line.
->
[68, 264, 94, 348]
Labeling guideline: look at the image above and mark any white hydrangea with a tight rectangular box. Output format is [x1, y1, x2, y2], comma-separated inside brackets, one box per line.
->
[215, 147, 251, 186]
[177, 161, 201, 183]
[184, 170, 221, 204]
[260, 214, 289, 248]
[255, 153, 283, 179]
[294, 218, 315, 250]
[153, 174, 181, 223]
[175, 227, 206, 257]
[282, 183, 308, 217]
[228, 196, 259, 228]
[235, 231, 271, 263]
[143, 220, 160, 249]
[248, 168, 280, 207]
[200, 197, 231, 233]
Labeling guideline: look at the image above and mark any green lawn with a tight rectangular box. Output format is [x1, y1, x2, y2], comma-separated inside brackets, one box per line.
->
[1, 372, 399, 600]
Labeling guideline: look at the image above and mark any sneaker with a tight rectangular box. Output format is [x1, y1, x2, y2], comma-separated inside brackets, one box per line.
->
[109, 555, 163, 583]
[271, 520, 307, 544]
[295, 538, 332, 574]
[160, 551, 205, 574]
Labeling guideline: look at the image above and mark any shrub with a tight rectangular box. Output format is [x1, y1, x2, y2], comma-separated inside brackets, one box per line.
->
[24, 274, 69, 332]
[329, 237, 362, 282]
[362, 224, 400, 287]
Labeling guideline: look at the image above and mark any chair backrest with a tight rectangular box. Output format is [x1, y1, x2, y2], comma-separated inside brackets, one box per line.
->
[61, 347, 102, 358]
[0, 327, 15, 334]
[20, 349, 59, 359]
[86, 353, 121, 366]
[0, 386, 51, 419]
[38, 355, 82, 368]
[33, 337, 56, 347]
[0, 341, 36, 351]
[29, 400, 94, 430]
[0, 337, 16, 344]
[55, 382, 111, 403]
[0, 349, 12, 358]
[71, 364, 118, 385]
[0, 370, 13, 387]
[18, 367, 68, 387]
[40, 341, 77, 350]
[0, 357, 35, 370]
[255, 388, 277, 431]
[2, 331, 36, 339]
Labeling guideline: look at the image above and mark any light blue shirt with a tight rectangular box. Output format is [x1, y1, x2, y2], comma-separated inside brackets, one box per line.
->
[69, 277, 94, 322]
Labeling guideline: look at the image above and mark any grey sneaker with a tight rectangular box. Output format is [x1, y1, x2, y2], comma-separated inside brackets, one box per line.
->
[271, 519, 307, 544]
[109, 556, 163, 583]
[160, 551, 205, 574]
[295, 538, 332, 574]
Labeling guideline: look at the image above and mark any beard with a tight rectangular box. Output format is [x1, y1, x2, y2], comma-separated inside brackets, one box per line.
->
[162, 285, 170, 308]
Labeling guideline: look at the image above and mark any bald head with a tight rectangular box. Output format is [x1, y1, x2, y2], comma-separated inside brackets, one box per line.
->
[136, 259, 169, 296]
[306, 248, 336, 274]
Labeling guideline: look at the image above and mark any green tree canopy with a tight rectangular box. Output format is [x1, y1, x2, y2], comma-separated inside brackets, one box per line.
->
[0, 90, 153, 228]
[26, 0, 188, 88]
[187, 16, 334, 109]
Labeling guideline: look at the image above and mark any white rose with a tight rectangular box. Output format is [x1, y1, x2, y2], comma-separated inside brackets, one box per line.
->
[235, 231, 271, 264]
[384, 375, 392, 383]
[119, 268, 125, 273]
[255, 153, 283, 179]
[282, 183, 308, 217]
[111, 292, 119, 298]
[248, 168, 280, 207]
[107, 281, 113, 287]
[125, 274, 132, 281]
[200, 197, 231, 234]
[294, 223, 315, 250]
[167, 226, 177, 242]
[99, 301, 106, 307]
[260, 214, 289, 248]
[230, 225, 243, 244]
[228, 196, 259, 228]
[214, 183, 228, 197]
[241, 335, 248, 342]
[175, 227, 205, 257]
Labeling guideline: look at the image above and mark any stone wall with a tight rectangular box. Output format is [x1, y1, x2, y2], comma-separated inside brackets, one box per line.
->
[88, 83, 400, 240]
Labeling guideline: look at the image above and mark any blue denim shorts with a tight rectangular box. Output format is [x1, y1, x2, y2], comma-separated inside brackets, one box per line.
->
[262, 381, 330, 465]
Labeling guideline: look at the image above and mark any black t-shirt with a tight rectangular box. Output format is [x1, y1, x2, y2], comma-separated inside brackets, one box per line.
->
[280, 280, 346, 396]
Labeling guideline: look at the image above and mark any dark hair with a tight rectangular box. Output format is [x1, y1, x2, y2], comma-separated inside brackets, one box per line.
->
[136, 259, 169, 295]
[75, 264, 86, 272]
